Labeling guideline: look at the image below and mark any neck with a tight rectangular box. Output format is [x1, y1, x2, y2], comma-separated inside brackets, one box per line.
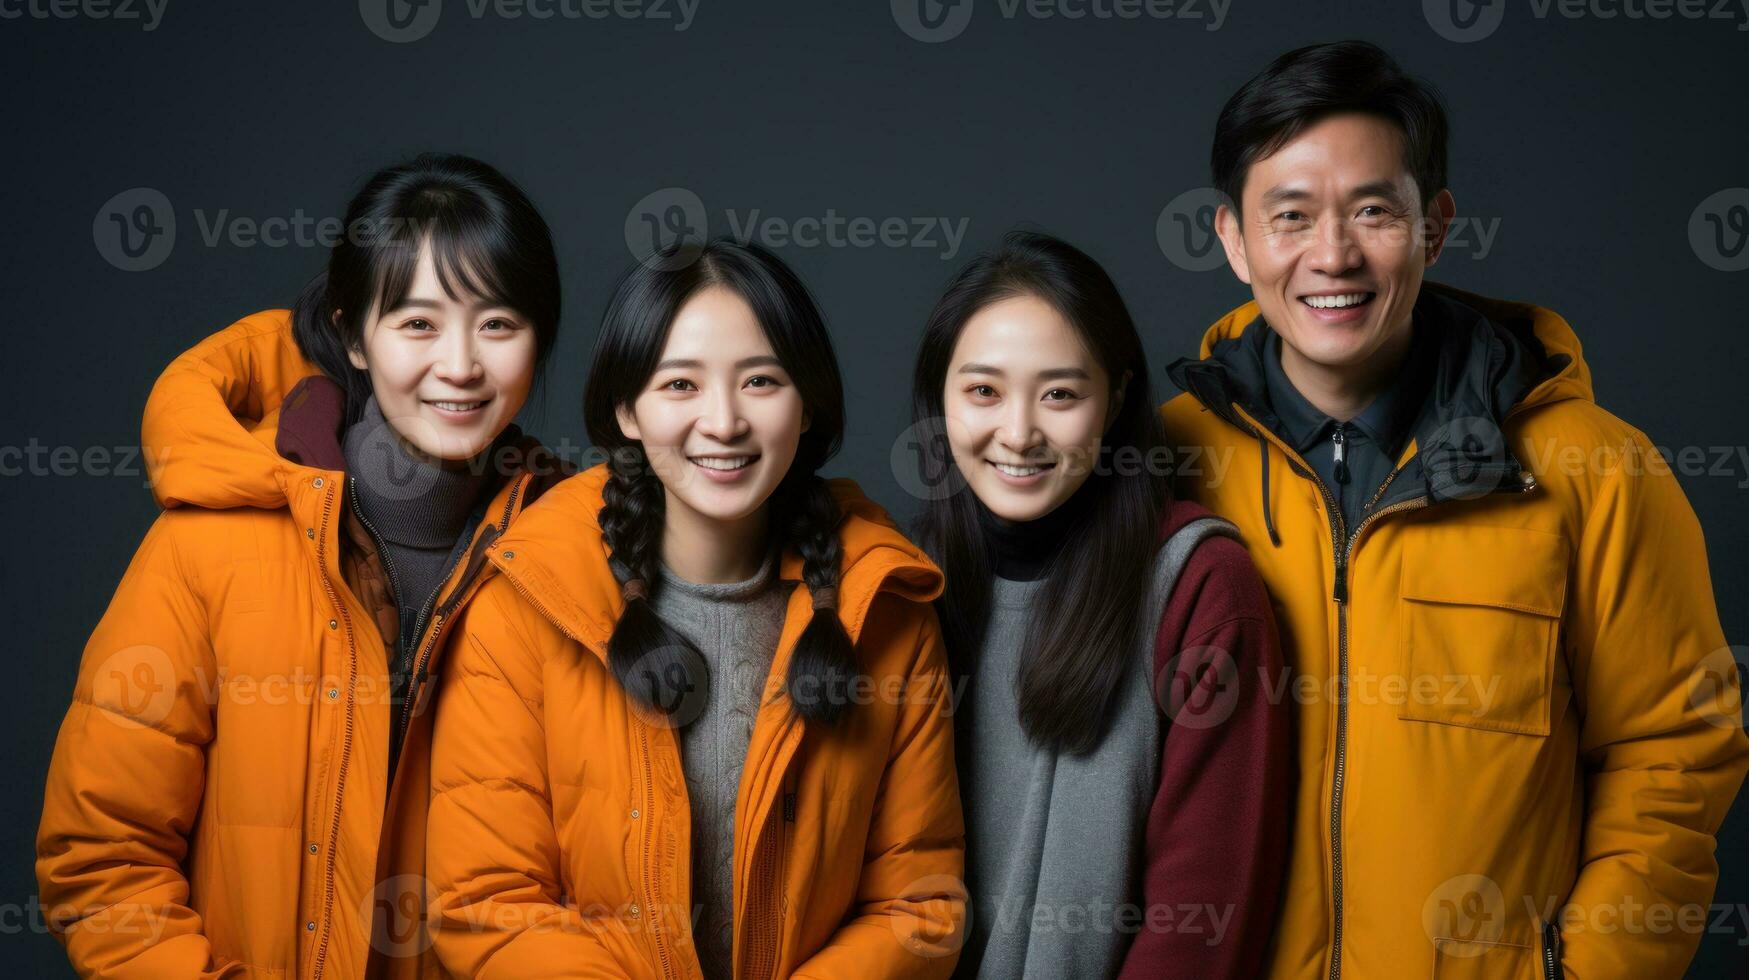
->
[660, 492, 772, 585]
[979, 477, 1094, 581]
[1277, 321, 1414, 423]
[342, 396, 494, 548]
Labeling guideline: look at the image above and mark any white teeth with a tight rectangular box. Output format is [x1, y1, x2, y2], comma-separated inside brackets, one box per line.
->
[1303, 293, 1372, 309]
[993, 462, 1046, 477]
[692, 456, 754, 471]
[431, 400, 485, 411]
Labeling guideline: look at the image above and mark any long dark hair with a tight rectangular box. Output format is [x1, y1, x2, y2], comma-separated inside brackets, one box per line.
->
[583, 239, 857, 724]
[912, 230, 1169, 754]
[290, 152, 563, 422]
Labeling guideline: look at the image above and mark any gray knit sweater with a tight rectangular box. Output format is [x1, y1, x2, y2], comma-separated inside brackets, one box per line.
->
[649, 548, 789, 980]
[955, 518, 1237, 979]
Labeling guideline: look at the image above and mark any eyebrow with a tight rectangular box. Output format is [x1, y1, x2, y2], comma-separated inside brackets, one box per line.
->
[956, 363, 1092, 382]
[1257, 180, 1411, 210]
[386, 297, 520, 317]
[653, 355, 785, 371]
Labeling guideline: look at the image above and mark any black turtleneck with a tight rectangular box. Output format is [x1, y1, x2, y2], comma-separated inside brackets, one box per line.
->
[976, 477, 1097, 582]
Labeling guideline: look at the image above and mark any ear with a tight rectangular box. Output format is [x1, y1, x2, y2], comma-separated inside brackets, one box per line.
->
[335, 310, 369, 371]
[1106, 369, 1132, 430]
[1422, 189, 1458, 267]
[1214, 203, 1252, 286]
[615, 403, 642, 442]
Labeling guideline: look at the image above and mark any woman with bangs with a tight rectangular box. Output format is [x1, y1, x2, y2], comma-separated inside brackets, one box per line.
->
[37, 152, 571, 979]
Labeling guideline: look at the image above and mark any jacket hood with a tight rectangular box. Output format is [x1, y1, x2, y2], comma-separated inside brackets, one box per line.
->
[145, 381, 309, 513]
[485, 463, 945, 657]
[1181, 281, 1592, 410]
[1168, 281, 1592, 515]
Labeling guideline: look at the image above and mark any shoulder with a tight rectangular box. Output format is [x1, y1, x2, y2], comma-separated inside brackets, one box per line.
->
[1152, 498, 1273, 642]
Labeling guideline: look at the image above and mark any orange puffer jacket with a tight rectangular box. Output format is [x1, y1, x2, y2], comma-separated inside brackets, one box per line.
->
[36, 310, 564, 979]
[425, 463, 969, 979]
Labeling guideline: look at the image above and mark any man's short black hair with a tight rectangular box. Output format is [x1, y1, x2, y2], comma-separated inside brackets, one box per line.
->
[1212, 40, 1450, 214]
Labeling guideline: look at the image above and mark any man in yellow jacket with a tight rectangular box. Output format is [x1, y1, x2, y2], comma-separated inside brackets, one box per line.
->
[1160, 40, 1749, 979]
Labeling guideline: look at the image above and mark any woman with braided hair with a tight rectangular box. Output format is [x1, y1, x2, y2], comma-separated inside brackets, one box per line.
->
[424, 239, 967, 979]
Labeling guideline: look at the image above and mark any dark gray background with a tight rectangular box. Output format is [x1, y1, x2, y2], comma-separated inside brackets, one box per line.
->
[3, 0, 1745, 974]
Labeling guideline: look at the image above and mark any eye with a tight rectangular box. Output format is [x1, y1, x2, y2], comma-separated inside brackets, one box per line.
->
[1042, 388, 1079, 402]
[745, 375, 782, 389]
[967, 384, 998, 400]
[481, 317, 517, 332]
[662, 378, 697, 392]
[404, 317, 436, 332]
[1277, 211, 1304, 223]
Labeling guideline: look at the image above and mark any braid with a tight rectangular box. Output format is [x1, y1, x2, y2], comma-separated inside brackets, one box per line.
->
[599, 447, 708, 721]
[782, 476, 857, 723]
[600, 447, 664, 585]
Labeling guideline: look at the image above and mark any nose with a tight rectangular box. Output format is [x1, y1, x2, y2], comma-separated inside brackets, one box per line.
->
[1306, 214, 1365, 279]
[996, 398, 1040, 456]
[695, 386, 750, 442]
[431, 327, 484, 386]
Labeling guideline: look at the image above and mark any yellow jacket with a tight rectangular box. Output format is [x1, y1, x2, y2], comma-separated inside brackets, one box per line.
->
[1161, 282, 1749, 979]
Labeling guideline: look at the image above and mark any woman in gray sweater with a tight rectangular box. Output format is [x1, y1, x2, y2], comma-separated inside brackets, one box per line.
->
[909, 230, 1295, 979]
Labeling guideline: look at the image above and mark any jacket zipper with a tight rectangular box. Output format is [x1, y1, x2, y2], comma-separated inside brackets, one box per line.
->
[636, 723, 677, 980]
[1234, 405, 1415, 980]
[744, 772, 794, 980]
[1542, 919, 1562, 980]
[395, 478, 525, 745]
[347, 477, 412, 684]
[495, 565, 678, 980]
[310, 482, 357, 980]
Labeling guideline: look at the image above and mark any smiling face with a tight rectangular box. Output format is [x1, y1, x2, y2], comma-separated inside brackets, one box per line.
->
[346, 241, 538, 463]
[943, 293, 1126, 523]
[1215, 112, 1455, 375]
[615, 285, 808, 530]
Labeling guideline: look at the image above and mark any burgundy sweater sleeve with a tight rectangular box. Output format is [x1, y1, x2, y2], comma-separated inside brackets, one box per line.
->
[1116, 532, 1295, 980]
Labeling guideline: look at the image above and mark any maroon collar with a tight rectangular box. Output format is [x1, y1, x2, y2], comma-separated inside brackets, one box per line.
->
[274, 376, 348, 470]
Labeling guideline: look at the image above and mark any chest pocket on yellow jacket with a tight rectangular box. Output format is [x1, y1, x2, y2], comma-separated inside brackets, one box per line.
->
[1398, 526, 1569, 736]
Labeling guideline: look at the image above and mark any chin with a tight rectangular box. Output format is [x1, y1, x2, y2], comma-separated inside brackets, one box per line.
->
[675, 486, 768, 525]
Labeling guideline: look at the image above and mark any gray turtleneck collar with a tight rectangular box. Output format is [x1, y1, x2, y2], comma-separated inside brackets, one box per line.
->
[342, 395, 495, 550]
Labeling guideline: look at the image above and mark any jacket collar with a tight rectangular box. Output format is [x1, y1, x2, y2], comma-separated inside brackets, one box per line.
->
[484, 463, 945, 661]
[1168, 282, 1584, 508]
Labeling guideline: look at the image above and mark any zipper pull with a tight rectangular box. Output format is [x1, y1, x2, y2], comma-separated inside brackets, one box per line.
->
[782, 792, 796, 822]
[1332, 426, 1349, 485]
